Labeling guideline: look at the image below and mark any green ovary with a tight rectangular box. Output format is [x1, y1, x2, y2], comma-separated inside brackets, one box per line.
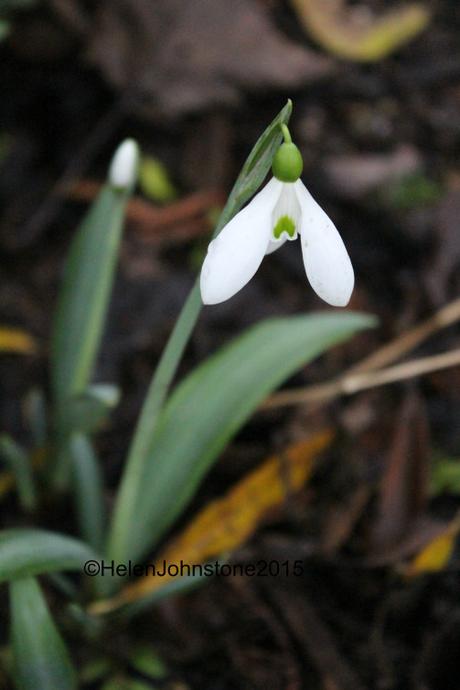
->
[273, 215, 296, 240]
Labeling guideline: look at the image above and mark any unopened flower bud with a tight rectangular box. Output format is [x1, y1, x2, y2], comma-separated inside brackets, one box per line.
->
[109, 139, 139, 190]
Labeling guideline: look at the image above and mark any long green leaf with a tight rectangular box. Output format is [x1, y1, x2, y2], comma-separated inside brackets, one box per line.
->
[0, 528, 98, 583]
[108, 101, 292, 566]
[10, 576, 77, 690]
[50, 183, 132, 408]
[69, 434, 106, 552]
[50, 141, 137, 488]
[109, 312, 375, 565]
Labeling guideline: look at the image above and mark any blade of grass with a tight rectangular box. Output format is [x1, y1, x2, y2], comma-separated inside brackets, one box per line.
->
[107, 100, 293, 566]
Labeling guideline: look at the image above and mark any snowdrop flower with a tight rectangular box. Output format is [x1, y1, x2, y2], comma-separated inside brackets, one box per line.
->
[200, 125, 354, 307]
[109, 138, 139, 191]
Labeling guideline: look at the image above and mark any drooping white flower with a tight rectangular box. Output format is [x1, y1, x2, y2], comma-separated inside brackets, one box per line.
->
[200, 128, 354, 308]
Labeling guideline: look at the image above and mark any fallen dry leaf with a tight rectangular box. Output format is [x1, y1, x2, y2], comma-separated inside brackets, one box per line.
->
[323, 145, 422, 200]
[366, 516, 449, 567]
[87, 0, 332, 118]
[402, 513, 460, 577]
[290, 0, 430, 62]
[0, 327, 36, 355]
[92, 430, 333, 613]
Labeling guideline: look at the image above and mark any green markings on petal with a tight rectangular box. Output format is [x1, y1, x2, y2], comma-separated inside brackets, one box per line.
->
[273, 215, 296, 240]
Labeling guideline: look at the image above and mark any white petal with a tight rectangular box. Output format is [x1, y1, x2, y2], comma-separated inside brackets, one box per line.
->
[200, 178, 283, 304]
[271, 182, 301, 241]
[265, 236, 288, 255]
[295, 180, 354, 307]
[266, 182, 301, 255]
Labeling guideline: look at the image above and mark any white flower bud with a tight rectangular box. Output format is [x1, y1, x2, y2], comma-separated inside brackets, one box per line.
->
[108, 139, 139, 190]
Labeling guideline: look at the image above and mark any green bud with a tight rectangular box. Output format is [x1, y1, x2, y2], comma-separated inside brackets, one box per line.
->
[272, 142, 303, 183]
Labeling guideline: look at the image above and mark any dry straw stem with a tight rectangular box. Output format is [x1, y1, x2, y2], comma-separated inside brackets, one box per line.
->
[264, 297, 460, 410]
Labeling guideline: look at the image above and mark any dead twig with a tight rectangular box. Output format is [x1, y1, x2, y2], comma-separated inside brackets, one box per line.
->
[263, 347, 460, 410]
[263, 297, 460, 410]
[348, 297, 460, 375]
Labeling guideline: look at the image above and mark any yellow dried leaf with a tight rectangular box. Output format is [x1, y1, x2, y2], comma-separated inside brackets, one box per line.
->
[0, 327, 37, 355]
[93, 430, 333, 613]
[290, 0, 430, 62]
[404, 514, 460, 577]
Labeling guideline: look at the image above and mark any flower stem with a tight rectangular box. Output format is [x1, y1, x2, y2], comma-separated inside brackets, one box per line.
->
[280, 123, 292, 144]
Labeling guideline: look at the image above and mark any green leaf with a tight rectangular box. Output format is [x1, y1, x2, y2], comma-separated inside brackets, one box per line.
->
[0, 529, 98, 583]
[62, 385, 120, 435]
[108, 101, 292, 569]
[229, 99, 292, 206]
[139, 155, 177, 203]
[381, 172, 443, 211]
[0, 435, 36, 511]
[9, 576, 77, 690]
[430, 455, 460, 496]
[50, 142, 137, 488]
[24, 388, 47, 448]
[69, 434, 106, 552]
[79, 657, 112, 684]
[127, 646, 167, 679]
[109, 312, 375, 565]
[50, 183, 131, 408]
